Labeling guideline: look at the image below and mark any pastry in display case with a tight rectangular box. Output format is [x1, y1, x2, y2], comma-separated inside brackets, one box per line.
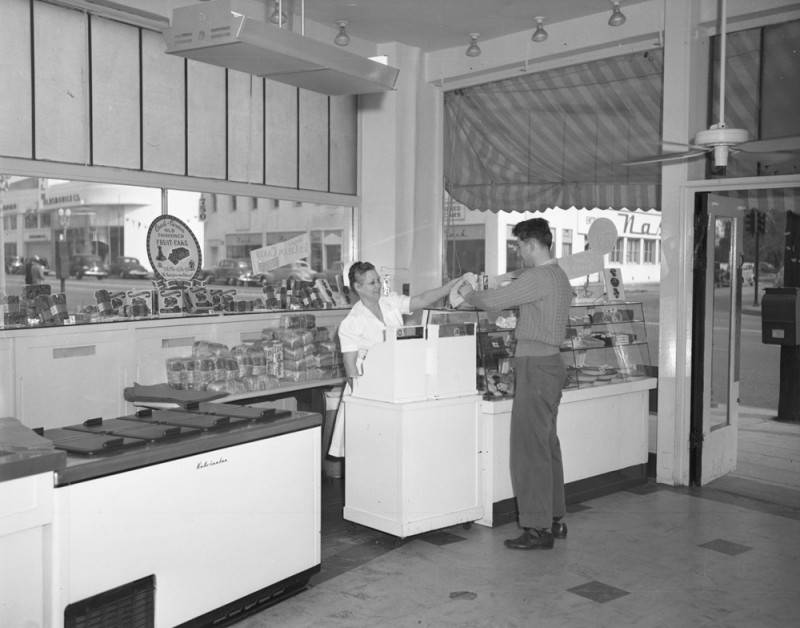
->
[423, 308, 517, 400]
[561, 302, 652, 389]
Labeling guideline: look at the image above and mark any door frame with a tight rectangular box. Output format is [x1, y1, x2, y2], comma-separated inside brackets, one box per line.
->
[656, 173, 800, 487]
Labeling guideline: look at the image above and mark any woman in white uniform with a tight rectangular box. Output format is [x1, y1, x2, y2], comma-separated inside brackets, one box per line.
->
[329, 262, 463, 455]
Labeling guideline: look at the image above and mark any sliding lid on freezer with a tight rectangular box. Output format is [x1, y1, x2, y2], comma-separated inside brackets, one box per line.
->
[64, 417, 200, 442]
[41, 428, 146, 456]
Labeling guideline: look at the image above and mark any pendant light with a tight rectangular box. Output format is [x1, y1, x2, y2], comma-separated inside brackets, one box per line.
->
[465, 33, 481, 57]
[531, 16, 548, 42]
[334, 20, 350, 46]
[608, 1, 626, 27]
[269, 0, 287, 26]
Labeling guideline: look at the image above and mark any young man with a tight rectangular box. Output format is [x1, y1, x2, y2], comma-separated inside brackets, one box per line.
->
[458, 218, 573, 550]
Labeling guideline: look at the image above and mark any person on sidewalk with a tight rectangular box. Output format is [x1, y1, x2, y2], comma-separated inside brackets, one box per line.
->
[458, 218, 573, 550]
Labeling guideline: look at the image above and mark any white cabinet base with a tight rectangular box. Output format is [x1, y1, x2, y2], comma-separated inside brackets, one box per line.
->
[477, 378, 656, 527]
[343, 395, 483, 538]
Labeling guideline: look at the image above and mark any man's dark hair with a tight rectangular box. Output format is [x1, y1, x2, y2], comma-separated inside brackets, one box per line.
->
[512, 217, 552, 249]
[348, 261, 376, 288]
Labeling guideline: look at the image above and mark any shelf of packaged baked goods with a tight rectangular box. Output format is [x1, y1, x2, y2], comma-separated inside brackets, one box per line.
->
[131, 377, 347, 409]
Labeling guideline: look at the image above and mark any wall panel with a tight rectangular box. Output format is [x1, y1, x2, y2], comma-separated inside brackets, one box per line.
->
[141, 29, 185, 174]
[330, 95, 357, 195]
[264, 80, 298, 189]
[298, 89, 328, 192]
[0, 0, 33, 158]
[187, 60, 226, 179]
[91, 17, 140, 169]
[33, 2, 89, 163]
[228, 70, 264, 183]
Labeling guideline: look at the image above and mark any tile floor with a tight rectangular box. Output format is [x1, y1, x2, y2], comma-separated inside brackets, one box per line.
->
[236, 472, 800, 628]
[233, 409, 800, 627]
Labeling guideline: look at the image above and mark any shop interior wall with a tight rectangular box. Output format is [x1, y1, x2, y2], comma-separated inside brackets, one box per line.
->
[0, 0, 357, 195]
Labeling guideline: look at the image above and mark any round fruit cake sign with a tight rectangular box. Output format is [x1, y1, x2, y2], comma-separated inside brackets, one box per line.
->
[146, 215, 202, 282]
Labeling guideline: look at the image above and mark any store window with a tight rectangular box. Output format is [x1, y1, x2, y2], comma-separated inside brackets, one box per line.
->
[643, 239, 657, 264]
[0, 174, 355, 328]
[445, 224, 486, 278]
[562, 228, 573, 257]
[626, 238, 641, 264]
[610, 238, 624, 263]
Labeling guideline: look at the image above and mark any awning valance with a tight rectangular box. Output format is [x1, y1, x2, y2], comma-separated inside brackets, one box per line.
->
[444, 49, 664, 212]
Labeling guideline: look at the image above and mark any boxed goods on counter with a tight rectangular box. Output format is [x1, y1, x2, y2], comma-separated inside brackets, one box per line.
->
[164, 320, 344, 394]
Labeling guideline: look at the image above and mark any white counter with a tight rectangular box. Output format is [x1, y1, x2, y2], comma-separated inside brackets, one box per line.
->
[477, 377, 657, 527]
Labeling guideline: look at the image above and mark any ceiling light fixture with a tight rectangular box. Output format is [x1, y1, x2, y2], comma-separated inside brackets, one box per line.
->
[608, 1, 626, 27]
[334, 20, 350, 46]
[531, 16, 548, 42]
[269, 0, 287, 27]
[466, 33, 481, 57]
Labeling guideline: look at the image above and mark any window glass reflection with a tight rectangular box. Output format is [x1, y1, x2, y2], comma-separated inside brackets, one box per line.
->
[1, 175, 354, 328]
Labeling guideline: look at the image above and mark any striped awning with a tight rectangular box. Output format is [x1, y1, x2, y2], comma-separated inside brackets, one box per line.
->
[444, 49, 664, 213]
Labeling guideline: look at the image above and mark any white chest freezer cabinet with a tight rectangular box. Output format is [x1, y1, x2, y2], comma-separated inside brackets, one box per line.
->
[343, 394, 483, 537]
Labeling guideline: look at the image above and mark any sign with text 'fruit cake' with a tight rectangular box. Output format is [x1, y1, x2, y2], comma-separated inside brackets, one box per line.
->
[146, 215, 202, 282]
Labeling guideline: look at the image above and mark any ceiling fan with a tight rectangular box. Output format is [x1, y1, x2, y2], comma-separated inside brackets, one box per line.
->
[624, 0, 800, 168]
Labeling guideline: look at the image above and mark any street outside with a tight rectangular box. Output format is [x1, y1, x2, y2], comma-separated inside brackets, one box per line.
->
[1, 275, 782, 413]
[630, 283, 780, 412]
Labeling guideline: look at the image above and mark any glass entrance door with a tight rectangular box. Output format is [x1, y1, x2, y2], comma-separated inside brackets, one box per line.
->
[691, 193, 744, 484]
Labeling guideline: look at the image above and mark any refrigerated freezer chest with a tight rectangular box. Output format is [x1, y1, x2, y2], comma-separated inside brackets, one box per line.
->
[46, 405, 322, 628]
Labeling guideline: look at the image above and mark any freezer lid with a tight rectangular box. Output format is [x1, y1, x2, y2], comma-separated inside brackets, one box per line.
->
[131, 409, 246, 431]
[189, 402, 293, 423]
[65, 417, 197, 442]
[43, 428, 147, 456]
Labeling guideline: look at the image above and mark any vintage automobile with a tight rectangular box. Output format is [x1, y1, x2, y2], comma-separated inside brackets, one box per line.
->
[109, 256, 151, 279]
[200, 258, 252, 285]
[742, 261, 778, 286]
[4, 255, 24, 274]
[68, 254, 109, 280]
[240, 260, 319, 286]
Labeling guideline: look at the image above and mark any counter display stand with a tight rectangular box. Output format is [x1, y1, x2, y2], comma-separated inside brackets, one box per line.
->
[429, 303, 657, 528]
[343, 321, 483, 537]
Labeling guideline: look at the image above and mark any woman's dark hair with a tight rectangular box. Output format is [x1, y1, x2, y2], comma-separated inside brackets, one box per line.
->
[512, 217, 552, 249]
[348, 261, 376, 288]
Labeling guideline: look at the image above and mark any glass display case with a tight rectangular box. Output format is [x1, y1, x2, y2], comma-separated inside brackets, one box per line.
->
[561, 302, 652, 390]
[423, 308, 517, 400]
[427, 302, 653, 399]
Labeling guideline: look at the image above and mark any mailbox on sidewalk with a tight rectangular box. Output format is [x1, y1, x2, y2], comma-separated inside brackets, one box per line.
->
[761, 287, 800, 345]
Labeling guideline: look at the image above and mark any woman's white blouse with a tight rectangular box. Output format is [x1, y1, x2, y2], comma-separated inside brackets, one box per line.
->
[338, 293, 411, 353]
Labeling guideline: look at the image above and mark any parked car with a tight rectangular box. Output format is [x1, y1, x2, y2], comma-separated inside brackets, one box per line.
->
[4, 255, 24, 274]
[200, 258, 252, 285]
[244, 260, 318, 286]
[109, 256, 151, 279]
[68, 254, 109, 280]
[742, 261, 778, 286]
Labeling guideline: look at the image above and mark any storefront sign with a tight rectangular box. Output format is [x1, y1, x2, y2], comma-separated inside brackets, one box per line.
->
[24, 229, 51, 242]
[146, 215, 202, 282]
[250, 233, 310, 274]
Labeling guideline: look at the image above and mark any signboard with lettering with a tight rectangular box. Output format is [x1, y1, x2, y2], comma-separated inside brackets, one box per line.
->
[250, 233, 311, 274]
[146, 215, 202, 282]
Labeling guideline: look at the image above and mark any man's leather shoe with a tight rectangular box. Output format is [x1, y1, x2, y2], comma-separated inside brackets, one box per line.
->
[504, 528, 554, 550]
[552, 520, 567, 539]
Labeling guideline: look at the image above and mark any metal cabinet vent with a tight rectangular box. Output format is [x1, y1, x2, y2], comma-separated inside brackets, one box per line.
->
[65, 575, 155, 628]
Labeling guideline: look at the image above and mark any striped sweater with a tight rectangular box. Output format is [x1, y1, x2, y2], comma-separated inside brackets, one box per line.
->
[464, 262, 573, 356]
